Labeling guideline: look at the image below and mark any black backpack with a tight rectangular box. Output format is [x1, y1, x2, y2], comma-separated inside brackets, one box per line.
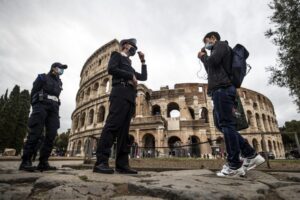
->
[230, 44, 251, 88]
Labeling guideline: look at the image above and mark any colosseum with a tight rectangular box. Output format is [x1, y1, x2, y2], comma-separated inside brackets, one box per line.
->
[67, 39, 285, 159]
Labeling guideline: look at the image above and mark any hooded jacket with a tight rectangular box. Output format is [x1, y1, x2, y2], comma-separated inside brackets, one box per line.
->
[200, 41, 232, 94]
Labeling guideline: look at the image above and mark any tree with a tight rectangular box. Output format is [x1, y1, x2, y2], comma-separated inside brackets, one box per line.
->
[13, 90, 30, 154]
[265, 0, 300, 111]
[0, 86, 20, 152]
[54, 131, 70, 156]
[280, 120, 300, 150]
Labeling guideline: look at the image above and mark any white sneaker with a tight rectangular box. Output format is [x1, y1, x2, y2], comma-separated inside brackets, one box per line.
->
[242, 154, 265, 171]
[216, 164, 246, 177]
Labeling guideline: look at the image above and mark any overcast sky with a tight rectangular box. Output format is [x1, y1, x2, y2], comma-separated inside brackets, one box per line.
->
[0, 0, 299, 132]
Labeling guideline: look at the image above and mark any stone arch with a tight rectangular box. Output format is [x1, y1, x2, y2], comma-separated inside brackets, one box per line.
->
[253, 102, 258, 110]
[199, 107, 209, 123]
[84, 138, 92, 155]
[97, 106, 105, 122]
[152, 104, 161, 116]
[188, 107, 195, 120]
[143, 134, 155, 148]
[88, 109, 94, 125]
[189, 136, 200, 157]
[247, 110, 253, 126]
[252, 138, 259, 152]
[268, 140, 273, 152]
[93, 82, 99, 92]
[101, 78, 110, 94]
[142, 134, 155, 157]
[262, 114, 268, 131]
[167, 102, 180, 118]
[168, 136, 182, 157]
[74, 115, 79, 130]
[86, 87, 91, 97]
[216, 136, 226, 157]
[80, 112, 86, 127]
[267, 116, 272, 131]
[255, 113, 262, 130]
[76, 140, 82, 155]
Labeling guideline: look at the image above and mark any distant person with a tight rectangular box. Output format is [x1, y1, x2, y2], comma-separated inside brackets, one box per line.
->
[94, 38, 147, 174]
[198, 31, 265, 177]
[19, 62, 67, 172]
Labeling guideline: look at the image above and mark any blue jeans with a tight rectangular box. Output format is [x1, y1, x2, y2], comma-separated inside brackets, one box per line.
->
[212, 85, 255, 169]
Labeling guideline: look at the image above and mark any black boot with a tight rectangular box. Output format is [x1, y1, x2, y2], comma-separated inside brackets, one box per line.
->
[93, 163, 114, 174]
[37, 161, 57, 172]
[115, 166, 138, 174]
[19, 160, 36, 172]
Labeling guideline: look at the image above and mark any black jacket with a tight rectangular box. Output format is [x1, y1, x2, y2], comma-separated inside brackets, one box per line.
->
[31, 73, 62, 103]
[200, 41, 232, 94]
[108, 51, 147, 103]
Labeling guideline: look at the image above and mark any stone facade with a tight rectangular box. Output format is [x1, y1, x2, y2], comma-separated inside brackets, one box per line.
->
[67, 39, 285, 159]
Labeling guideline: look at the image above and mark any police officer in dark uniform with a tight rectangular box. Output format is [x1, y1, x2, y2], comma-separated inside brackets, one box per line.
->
[94, 38, 147, 174]
[19, 62, 67, 172]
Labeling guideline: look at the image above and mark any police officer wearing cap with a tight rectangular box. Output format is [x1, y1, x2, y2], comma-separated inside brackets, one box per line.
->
[19, 62, 67, 172]
[94, 38, 147, 174]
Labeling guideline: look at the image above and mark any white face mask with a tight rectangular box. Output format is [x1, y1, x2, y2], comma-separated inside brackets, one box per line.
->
[205, 42, 213, 50]
[57, 67, 64, 75]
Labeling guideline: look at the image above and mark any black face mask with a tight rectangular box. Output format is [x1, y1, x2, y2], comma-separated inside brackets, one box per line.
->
[128, 47, 137, 56]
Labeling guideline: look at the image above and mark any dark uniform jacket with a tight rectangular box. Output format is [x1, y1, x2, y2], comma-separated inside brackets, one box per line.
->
[108, 51, 147, 103]
[31, 73, 62, 105]
[200, 41, 232, 94]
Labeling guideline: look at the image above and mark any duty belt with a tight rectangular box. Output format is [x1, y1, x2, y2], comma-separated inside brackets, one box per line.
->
[47, 95, 59, 102]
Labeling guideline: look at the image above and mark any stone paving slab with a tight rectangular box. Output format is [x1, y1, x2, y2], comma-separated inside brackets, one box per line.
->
[0, 167, 300, 200]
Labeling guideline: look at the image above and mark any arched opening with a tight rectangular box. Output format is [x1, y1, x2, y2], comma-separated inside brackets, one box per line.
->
[267, 116, 272, 131]
[252, 138, 259, 152]
[88, 109, 94, 125]
[101, 78, 110, 94]
[268, 140, 273, 152]
[74, 116, 79, 130]
[253, 102, 258, 110]
[247, 110, 253, 126]
[97, 106, 105, 122]
[167, 102, 180, 118]
[93, 82, 99, 92]
[199, 107, 209, 123]
[76, 140, 82, 155]
[80, 113, 86, 127]
[189, 136, 200, 157]
[188, 107, 195, 120]
[152, 105, 161, 116]
[142, 134, 155, 157]
[168, 136, 182, 157]
[255, 113, 262, 130]
[86, 87, 91, 97]
[262, 114, 268, 131]
[84, 139, 91, 156]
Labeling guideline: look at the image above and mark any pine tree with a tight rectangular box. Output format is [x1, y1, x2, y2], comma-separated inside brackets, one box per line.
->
[265, 0, 300, 111]
[13, 90, 30, 154]
[0, 86, 20, 152]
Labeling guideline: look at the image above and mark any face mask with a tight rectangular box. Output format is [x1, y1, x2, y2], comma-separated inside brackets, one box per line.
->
[57, 68, 64, 75]
[128, 47, 137, 56]
[205, 42, 213, 50]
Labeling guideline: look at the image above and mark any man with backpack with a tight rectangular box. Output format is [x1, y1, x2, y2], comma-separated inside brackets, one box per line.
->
[198, 31, 265, 177]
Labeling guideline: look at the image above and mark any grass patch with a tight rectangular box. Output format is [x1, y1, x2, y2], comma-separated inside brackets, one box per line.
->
[79, 175, 89, 182]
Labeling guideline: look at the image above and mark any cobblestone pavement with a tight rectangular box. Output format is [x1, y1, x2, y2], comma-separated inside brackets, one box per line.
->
[1, 160, 300, 199]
